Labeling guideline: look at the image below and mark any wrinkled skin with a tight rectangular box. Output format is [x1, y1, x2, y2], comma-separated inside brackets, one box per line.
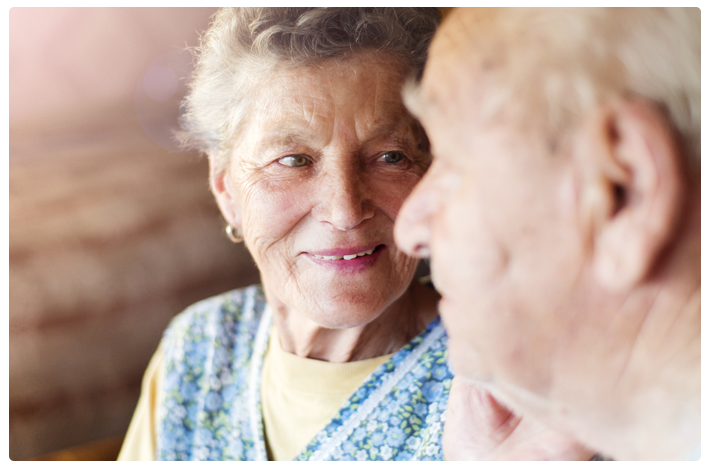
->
[211, 54, 438, 362]
[395, 8, 699, 461]
[443, 378, 593, 460]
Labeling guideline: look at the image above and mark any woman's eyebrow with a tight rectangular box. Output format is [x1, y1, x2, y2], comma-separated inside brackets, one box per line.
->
[255, 112, 416, 150]
[258, 123, 311, 149]
[363, 116, 418, 144]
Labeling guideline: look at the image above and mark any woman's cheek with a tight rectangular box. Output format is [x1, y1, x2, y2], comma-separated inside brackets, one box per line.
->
[373, 173, 422, 217]
[241, 176, 311, 241]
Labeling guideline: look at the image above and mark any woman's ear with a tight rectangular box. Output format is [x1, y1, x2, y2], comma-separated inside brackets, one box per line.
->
[208, 152, 242, 228]
[573, 99, 684, 291]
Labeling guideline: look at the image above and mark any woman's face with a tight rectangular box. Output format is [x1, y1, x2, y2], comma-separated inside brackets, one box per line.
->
[213, 56, 430, 329]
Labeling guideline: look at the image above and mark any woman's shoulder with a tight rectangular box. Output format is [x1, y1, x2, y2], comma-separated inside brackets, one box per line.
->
[163, 283, 267, 343]
[156, 284, 271, 460]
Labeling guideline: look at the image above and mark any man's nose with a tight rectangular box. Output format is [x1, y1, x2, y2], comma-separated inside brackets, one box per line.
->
[395, 169, 436, 258]
[314, 162, 374, 231]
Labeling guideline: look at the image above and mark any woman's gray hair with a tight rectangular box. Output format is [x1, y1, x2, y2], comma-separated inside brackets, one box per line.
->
[178, 7, 441, 173]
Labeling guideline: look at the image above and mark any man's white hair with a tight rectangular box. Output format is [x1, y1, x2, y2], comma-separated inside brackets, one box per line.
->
[178, 7, 440, 174]
[408, 8, 699, 170]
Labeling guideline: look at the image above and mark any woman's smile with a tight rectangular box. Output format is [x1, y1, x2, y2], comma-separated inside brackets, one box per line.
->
[212, 56, 431, 328]
[305, 244, 385, 271]
[121, 8, 450, 463]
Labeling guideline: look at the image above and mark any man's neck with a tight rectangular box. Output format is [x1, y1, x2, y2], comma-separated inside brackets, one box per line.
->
[582, 193, 701, 460]
[610, 288, 700, 460]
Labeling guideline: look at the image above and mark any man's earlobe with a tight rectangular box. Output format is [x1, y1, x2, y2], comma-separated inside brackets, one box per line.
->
[208, 153, 242, 229]
[574, 99, 683, 291]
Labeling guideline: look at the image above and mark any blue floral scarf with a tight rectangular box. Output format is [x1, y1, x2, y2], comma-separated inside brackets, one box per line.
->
[156, 285, 453, 460]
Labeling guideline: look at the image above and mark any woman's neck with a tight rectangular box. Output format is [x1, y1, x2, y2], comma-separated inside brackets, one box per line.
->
[267, 281, 440, 362]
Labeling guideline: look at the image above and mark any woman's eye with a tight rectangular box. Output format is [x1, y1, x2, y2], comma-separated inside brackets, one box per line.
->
[278, 155, 311, 167]
[378, 151, 405, 164]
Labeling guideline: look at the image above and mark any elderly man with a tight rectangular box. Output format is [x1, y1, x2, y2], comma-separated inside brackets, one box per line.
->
[395, 8, 700, 461]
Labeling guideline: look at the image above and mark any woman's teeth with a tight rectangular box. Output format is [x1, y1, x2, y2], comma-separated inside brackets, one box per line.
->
[313, 248, 376, 261]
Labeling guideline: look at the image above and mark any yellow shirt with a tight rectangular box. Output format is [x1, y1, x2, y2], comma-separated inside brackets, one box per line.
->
[261, 328, 391, 460]
[117, 330, 390, 461]
[117, 342, 164, 461]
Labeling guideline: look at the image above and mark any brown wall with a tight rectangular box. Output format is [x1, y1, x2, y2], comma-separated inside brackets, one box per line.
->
[9, 122, 261, 460]
[9, 8, 261, 459]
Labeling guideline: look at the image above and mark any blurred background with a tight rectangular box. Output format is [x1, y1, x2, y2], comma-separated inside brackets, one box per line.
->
[7, 5, 692, 463]
[9, 8, 261, 460]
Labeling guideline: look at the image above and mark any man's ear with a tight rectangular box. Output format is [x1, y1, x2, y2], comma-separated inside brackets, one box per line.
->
[573, 99, 684, 291]
[208, 152, 242, 229]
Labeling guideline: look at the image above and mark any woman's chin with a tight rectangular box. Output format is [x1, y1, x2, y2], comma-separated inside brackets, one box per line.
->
[263, 261, 415, 330]
[304, 296, 390, 329]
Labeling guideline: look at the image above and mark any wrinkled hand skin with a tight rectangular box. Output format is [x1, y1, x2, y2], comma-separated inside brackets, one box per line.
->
[443, 377, 595, 460]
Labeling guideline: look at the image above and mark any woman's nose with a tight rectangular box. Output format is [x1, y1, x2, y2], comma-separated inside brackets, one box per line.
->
[314, 164, 374, 231]
[395, 170, 435, 258]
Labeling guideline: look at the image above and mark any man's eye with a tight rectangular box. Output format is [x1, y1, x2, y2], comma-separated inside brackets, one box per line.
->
[378, 151, 405, 164]
[278, 155, 311, 167]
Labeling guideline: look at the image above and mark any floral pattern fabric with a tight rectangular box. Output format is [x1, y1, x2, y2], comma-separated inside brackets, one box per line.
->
[156, 284, 453, 461]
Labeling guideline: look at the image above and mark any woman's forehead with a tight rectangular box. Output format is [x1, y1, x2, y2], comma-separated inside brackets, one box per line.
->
[243, 60, 416, 146]
[263, 59, 406, 108]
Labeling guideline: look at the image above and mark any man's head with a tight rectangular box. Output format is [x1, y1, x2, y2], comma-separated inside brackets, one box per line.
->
[395, 7, 699, 452]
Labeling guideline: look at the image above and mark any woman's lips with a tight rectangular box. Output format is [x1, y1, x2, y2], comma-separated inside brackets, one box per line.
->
[307, 244, 382, 260]
[305, 244, 385, 268]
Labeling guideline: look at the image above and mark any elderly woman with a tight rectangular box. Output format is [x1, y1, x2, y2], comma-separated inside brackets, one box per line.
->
[118, 7, 449, 461]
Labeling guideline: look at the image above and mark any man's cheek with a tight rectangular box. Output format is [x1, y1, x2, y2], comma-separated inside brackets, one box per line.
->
[440, 304, 493, 382]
